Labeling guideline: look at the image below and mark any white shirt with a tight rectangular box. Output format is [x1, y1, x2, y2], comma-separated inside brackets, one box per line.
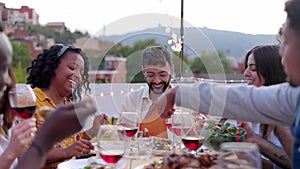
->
[0, 115, 18, 169]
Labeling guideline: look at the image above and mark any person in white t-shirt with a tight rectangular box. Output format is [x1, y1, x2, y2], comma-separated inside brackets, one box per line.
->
[241, 44, 292, 169]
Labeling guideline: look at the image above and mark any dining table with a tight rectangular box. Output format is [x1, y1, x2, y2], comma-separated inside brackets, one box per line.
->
[57, 118, 261, 169]
[125, 155, 162, 169]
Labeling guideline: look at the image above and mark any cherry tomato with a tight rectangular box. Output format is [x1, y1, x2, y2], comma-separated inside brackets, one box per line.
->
[213, 126, 221, 130]
[234, 130, 241, 136]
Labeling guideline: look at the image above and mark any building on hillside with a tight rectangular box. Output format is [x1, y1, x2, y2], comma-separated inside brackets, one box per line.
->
[75, 36, 114, 56]
[75, 36, 115, 70]
[0, 3, 39, 26]
[89, 56, 127, 83]
[18, 5, 39, 25]
[8, 29, 48, 58]
[46, 22, 66, 34]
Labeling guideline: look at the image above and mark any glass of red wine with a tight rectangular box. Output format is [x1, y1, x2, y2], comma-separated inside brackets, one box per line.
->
[8, 84, 36, 119]
[167, 111, 189, 152]
[181, 113, 205, 155]
[117, 112, 139, 158]
[97, 125, 126, 168]
[118, 112, 139, 138]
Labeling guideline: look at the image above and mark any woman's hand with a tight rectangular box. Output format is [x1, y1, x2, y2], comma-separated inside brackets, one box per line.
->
[7, 118, 37, 157]
[85, 113, 109, 139]
[64, 139, 94, 157]
[239, 122, 259, 143]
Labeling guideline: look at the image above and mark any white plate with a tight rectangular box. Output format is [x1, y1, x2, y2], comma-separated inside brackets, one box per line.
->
[134, 163, 148, 169]
[57, 158, 126, 169]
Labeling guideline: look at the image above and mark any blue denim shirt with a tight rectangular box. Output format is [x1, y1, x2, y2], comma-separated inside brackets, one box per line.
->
[292, 95, 300, 168]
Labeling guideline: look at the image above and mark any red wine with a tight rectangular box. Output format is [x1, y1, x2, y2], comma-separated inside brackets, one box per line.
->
[166, 123, 174, 133]
[100, 150, 124, 164]
[182, 136, 204, 151]
[124, 127, 138, 137]
[11, 105, 36, 119]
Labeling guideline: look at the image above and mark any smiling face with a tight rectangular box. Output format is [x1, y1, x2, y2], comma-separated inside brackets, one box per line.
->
[51, 51, 84, 97]
[279, 19, 300, 86]
[142, 63, 174, 94]
[243, 53, 265, 87]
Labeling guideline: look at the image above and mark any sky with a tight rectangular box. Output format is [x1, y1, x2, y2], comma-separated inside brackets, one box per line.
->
[1, 0, 287, 36]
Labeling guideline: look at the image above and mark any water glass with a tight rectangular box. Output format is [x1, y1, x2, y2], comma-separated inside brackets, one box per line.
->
[137, 137, 153, 159]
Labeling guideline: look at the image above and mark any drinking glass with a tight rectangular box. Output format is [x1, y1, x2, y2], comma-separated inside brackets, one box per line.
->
[118, 112, 139, 138]
[181, 113, 205, 155]
[218, 142, 262, 169]
[169, 111, 190, 152]
[118, 112, 139, 158]
[97, 125, 126, 169]
[8, 84, 36, 119]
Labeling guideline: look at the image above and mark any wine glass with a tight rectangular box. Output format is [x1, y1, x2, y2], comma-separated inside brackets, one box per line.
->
[118, 112, 139, 138]
[181, 113, 205, 155]
[171, 111, 190, 137]
[97, 125, 126, 168]
[8, 84, 36, 119]
[118, 112, 139, 157]
[218, 142, 262, 169]
[169, 111, 190, 152]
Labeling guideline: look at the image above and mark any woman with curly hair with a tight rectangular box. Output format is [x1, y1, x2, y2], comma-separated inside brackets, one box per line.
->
[26, 44, 106, 169]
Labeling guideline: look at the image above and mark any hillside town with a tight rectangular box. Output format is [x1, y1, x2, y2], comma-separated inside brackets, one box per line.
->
[0, 2, 247, 84]
[0, 2, 130, 83]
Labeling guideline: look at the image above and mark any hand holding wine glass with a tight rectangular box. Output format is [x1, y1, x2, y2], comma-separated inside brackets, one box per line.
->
[97, 125, 126, 169]
[8, 84, 36, 119]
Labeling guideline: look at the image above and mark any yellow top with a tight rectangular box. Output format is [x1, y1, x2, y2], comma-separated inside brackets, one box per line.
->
[33, 87, 83, 168]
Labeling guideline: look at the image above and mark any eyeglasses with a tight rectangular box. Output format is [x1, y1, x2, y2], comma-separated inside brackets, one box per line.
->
[144, 71, 170, 80]
[56, 44, 81, 60]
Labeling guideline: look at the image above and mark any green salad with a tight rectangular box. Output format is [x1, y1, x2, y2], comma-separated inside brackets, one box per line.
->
[203, 122, 247, 151]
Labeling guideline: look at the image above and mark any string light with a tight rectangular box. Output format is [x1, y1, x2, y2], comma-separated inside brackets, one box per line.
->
[93, 78, 246, 97]
[94, 85, 145, 97]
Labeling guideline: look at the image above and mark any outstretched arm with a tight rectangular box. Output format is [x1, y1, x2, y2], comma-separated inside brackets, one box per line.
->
[147, 86, 178, 120]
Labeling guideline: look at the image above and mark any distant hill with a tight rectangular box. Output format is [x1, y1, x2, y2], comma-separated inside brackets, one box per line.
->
[98, 26, 278, 60]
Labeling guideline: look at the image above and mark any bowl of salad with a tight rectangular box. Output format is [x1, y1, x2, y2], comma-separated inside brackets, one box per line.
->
[203, 122, 247, 151]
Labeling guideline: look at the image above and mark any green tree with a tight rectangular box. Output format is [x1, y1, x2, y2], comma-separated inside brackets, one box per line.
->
[13, 64, 28, 83]
[102, 39, 160, 83]
[172, 51, 193, 78]
[11, 42, 33, 83]
[27, 24, 87, 44]
[190, 50, 233, 74]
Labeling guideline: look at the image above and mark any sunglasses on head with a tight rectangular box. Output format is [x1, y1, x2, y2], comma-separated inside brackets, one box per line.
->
[56, 44, 81, 60]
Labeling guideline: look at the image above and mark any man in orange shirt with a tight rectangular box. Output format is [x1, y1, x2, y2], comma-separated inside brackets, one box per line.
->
[121, 46, 175, 138]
